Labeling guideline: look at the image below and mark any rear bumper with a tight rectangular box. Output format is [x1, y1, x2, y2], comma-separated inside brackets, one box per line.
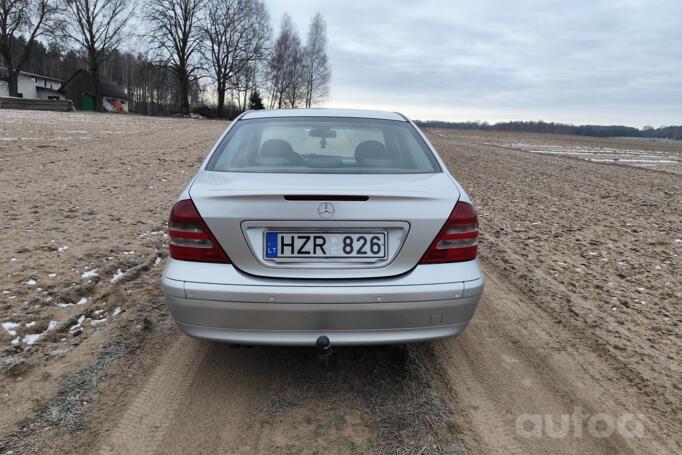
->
[162, 259, 483, 345]
[174, 321, 470, 345]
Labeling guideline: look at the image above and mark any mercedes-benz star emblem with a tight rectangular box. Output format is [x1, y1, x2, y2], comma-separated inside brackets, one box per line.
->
[317, 202, 335, 219]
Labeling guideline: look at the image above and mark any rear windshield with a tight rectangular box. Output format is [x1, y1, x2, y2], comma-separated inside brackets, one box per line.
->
[206, 117, 441, 174]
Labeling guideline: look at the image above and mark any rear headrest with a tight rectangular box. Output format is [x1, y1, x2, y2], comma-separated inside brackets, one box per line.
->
[354, 140, 396, 167]
[257, 139, 304, 166]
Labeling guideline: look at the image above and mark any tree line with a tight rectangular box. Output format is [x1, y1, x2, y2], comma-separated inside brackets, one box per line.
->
[416, 120, 682, 141]
[0, 0, 330, 117]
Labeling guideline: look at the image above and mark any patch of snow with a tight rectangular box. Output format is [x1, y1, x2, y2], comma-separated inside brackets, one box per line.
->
[56, 303, 73, 308]
[23, 320, 58, 346]
[154, 257, 162, 265]
[49, 347, 70, 356]
[110, 269, 126, 284]
[618, 159, 677, 163]
[91, 317, 107, 326]
[57, 245, 69, 252]
[112, 307, 122, 317]
[11, 337, 20, 346]
[82, 269, 98, 279]
[76, 297, 88, 305]
[139, 230, 164, 238]
[48, 273, 57, 278]
[23, 278, 37, 286]
[123, 250, 135, 255]
[2, 321, 20, 337]
[69, 315, 88, 333]
[25, 321, 36, 328]
[22, 333, 40, 345]
[10, 257, 17, 262]
[531, 150, 597, 155]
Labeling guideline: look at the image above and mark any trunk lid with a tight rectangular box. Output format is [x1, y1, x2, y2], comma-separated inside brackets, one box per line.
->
[189, 171, 458, 279]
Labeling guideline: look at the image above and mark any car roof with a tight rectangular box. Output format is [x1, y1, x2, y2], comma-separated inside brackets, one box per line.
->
[241, 108, 407, 122]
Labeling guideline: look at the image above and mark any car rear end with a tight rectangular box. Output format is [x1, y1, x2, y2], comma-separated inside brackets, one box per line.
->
[162, 109, 483, 345]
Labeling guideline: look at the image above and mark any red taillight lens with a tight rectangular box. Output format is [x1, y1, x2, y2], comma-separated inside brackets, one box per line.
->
[168, 199, 230, 263]
[420, 201, 479, 264]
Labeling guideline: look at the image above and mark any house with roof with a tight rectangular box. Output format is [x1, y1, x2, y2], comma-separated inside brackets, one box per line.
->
[59, 69, 129, 112]
[0, 67, 65, 100]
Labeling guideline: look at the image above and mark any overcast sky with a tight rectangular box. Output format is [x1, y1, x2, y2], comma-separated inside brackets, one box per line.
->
[266, 0, 681, 127]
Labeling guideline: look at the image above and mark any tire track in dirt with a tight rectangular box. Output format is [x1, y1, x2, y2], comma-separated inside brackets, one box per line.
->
[429, 339, 527, 455]
[95, 336, 465, 454]
[99, 337, 208, 455]
[432, 265, 676, 454]
[92, 264, 676, 455]
[94, 265, 676, 455]
[428, 130, 681, 451]
[481, 234, 681, 376]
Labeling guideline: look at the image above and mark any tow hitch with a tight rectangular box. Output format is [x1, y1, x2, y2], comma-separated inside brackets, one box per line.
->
[316, 335, 332, 366]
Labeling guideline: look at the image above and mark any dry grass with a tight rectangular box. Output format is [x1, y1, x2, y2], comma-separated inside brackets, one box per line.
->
[0, 335, 139, 453]
[259, 343, 466, 455]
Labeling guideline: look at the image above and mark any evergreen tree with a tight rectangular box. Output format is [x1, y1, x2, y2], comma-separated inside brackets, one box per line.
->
[248, 90, 265, 110]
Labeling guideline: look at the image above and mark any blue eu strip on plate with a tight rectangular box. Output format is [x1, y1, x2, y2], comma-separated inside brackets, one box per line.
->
[265, 232, 278, 257]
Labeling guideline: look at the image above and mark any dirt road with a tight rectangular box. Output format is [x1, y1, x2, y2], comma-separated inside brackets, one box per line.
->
[1, 112, 680, 454]
[93, 263, 676, 455]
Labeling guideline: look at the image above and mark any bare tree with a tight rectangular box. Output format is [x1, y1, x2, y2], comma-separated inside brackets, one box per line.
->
[265, 17, 285, 109]
[302, 13, 329, 108]
[233, 60, 258, 111]
[0, 0, 57, 96]
[282, 30, 303, 108]
[201, 0, 269, 117]
[56, 0, 133, 107]
[266, 14, 303, 109]
[146, 0, 205, 115]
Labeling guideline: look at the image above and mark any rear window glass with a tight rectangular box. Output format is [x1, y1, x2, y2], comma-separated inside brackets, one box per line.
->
[207, 117, 441, 174]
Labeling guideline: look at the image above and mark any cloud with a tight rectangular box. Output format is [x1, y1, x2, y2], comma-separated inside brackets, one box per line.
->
[267, 0, 682, 126]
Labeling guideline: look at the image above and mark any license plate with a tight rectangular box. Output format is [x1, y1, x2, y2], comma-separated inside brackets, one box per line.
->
[265, 232, 387, 259]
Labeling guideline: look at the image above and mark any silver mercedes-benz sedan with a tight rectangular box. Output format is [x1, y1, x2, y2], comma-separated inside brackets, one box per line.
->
[162, 108, 483, 346]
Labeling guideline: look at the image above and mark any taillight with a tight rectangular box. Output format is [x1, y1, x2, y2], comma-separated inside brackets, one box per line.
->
[168, 199, 230, 263]
[420, 201, 479, 263]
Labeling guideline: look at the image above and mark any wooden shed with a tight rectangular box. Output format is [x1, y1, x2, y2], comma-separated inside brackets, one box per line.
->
[59, 69, 128, 112]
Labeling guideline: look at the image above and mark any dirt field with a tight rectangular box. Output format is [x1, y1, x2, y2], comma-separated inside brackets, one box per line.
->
[0, 111, 680, 454]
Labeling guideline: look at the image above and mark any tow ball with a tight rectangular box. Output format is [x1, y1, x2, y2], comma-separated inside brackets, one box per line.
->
[316, 335, 333, 366]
